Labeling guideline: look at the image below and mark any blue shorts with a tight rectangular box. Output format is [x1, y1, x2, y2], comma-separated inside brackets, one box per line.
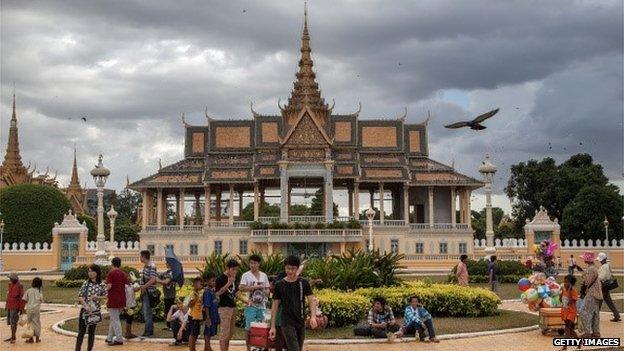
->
[204, 322, 218, 337]
[244, 306, 265, 331]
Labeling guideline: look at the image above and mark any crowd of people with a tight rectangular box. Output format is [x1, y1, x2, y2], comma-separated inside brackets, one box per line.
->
[3, 249, 620, 350]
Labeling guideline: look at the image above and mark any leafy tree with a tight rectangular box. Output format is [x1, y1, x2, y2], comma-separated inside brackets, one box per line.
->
[240, 202, 281, 221]
[471, 207, 506, 239]
[561, 184, 623, 241]
[111, 189, 142, 224]
[113, 217, 140, 242]
[506, 154, 610, 236]
[310, 189, 339, 217]
[0, 184, 71, 243]
[77, 214, 98, 241]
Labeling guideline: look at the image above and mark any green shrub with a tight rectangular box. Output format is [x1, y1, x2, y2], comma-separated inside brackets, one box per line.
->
[448, 274, 526, 284]
[63, 265, 139, 281]
[315, 289, 370, 327]
[354, 281, 500, 318]
[303, 249, 404, 290]
[54, 279, 84, 288]
[0, 184, 72, 243]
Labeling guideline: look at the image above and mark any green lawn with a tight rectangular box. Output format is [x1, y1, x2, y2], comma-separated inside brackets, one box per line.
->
[0, 280, 80, 305]
[61, 309, 538, 340]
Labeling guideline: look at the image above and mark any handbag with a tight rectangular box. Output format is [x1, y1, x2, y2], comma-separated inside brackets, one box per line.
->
[21, 323, 34, 339]
[83, 309, 102, 325]
[603, 265, 619, 291]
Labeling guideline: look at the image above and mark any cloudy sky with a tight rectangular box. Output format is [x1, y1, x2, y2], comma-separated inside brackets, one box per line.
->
[1, 0, 622, 215]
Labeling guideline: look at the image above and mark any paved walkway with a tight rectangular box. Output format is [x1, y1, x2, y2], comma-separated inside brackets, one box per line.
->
[1, 302, 622, 351]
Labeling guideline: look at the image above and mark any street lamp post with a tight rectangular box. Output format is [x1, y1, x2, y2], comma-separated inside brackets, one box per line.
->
[107, 205, 118, 260]
[603, 217, 609, 245]
[91, 154, 111, 265]
[479, 154, 497, 256]
[0, 220, 4, 272]
[365, 207, 376, 252]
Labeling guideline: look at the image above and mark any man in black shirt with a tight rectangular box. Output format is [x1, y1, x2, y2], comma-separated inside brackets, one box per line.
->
[215, 259, 240, 351]
[270, 255, 318, 351]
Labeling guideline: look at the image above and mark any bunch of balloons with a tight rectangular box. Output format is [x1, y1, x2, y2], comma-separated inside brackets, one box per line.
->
[518, 273, 561, 311]
[532, 240, 558, 262]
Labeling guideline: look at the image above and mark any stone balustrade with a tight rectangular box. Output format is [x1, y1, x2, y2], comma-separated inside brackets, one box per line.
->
[561, 238, 624, 248]
[86, 241, 141, 251]
[2, 242, 52, 252]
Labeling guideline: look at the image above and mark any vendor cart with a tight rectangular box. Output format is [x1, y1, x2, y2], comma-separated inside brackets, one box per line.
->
[539, 307, 566, 335]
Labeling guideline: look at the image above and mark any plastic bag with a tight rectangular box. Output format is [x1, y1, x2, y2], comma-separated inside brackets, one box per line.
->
[21, 323, 34, 339]
[18, 314, 28, 327]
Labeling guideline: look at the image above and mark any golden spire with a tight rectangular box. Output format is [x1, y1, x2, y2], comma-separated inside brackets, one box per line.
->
[2, 88, 24, 170]
[68, 144, 81, 189]
[283, 1, 327, 112]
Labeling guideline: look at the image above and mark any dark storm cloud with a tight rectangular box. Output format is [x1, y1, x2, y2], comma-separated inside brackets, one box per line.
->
[0, 0, 621, 207]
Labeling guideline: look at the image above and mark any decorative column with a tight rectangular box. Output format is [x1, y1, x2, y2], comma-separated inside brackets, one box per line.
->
[90, 155, 110, 266]
[428, 186, 434, 227]
[353, 182, 360, 220]
[279, 163, 289, 223]
[238, 190, 244, 219]
[379, 183, 385, 224]
[195, 193, 201, 224]
[479, 154, 497, 255]
[107, 206, 117, 260]
[369, 189, 374, 210]
[451, 187, 457, 228]
[348, 186, 354, 218]
[204, 185, 211, 225]
[216, 187, 222, 222]
[141, 190, 149, 230]
[253, 182, 260, 221]
[179, 188, 185, 229]
[324, 161, 334, 222]
[156, 189, 163, 228]
[175, 193, 180, 225]
[228, 185, 235, 225]
[403, 183, 410, 224]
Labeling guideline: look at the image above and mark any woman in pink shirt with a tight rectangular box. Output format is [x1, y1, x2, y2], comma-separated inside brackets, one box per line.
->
[456, 255, 469, 286]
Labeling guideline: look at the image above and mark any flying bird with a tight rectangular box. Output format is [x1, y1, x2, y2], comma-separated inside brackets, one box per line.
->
[444, 108, 500, 130]
[81, 116, 87, 122]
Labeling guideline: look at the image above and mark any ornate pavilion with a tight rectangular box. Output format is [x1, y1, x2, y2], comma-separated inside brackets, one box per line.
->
[130, 8, 483, 258]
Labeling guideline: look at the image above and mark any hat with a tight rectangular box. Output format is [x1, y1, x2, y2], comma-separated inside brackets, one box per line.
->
[8, 272, 18, 280]
[597, 252, 608, 262]
[579, 251, 596, 263]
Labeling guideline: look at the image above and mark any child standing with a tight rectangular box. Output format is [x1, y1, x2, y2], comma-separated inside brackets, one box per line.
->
[22, 277, 43, 343]
[182, 277, 206, 351]
[202, 272, 219, 351]
[561, 274, 580, 350]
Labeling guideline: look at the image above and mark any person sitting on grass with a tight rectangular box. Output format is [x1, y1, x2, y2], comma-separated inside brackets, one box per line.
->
[166, 299, 189, 346]
[202, 272, 220, 351]
[395, 296, 439, 343]
[356, 297, 399, 338]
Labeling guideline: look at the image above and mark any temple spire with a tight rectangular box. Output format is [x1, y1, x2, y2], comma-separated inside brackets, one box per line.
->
[283, 1, 327, 112]
[69, 144, 81, 188]
[2, 88, 24, 169]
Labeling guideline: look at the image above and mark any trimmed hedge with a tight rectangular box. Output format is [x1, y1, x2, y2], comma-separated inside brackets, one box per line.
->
[54, 279, 84, 288]
[448, 274, 525, 284]
[63, 265, 139, 281]
[0, 184, 71, 244]
[354, 281, 500, 319]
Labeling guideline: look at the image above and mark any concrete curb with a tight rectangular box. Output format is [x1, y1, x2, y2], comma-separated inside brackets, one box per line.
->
[52, 313, 540, 345]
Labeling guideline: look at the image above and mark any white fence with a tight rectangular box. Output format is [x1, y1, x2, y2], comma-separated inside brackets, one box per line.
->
[86, 241, 141, 251]
[473, 238, 527, 248]
[561, 238, 624, 248]
[2, 242, 52, 252]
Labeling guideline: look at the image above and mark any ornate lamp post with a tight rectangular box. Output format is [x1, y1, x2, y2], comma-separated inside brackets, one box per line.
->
[0, 219, 5, 272]
[365, 207, 376, 252]
[603, 217, 609, 245]
[107, 205, 118, 260]
[479, 154, 497, 256]
[90, 154, 110, 265]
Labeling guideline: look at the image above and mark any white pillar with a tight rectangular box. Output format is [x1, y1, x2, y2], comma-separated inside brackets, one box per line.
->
[156, 189, 163, 228]
[141, 190, 148, 230]
[451, 187, 456, 228]
[204, 185, 211, 225]
[228, 185, 235, 225]
[253, 182, 260, 221]
[403, 183, 410, 224]
[353, 182, 360, 220]
[179, 188, 185, 229]
[379, 183, 385, 224]
[324, 162, 334, 222]
[279, 163, 288, 223]
[428, 186, 434, 227]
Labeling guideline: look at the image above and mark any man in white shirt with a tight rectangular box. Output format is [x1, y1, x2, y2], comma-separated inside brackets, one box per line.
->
[166, 301, 190, 345]
[597, 252, 621, 322]
[239, 254, 270, 350]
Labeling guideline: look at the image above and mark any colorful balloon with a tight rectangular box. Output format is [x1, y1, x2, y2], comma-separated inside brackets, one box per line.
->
[520, 292, 528, 304]
[550, 295, 561, 307]
[517, 278, 531, 292]
[537, 285, 550, 299]
[525, 288, 539, 302]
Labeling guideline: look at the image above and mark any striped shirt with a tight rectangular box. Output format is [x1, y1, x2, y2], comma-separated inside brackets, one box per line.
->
[367, 306, 395, 325]
[142, 261, 158, 291]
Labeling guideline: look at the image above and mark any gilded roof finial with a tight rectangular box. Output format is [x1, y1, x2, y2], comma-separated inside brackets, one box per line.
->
[68, 143, 81, 189]
[2, 85, 24, 169]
